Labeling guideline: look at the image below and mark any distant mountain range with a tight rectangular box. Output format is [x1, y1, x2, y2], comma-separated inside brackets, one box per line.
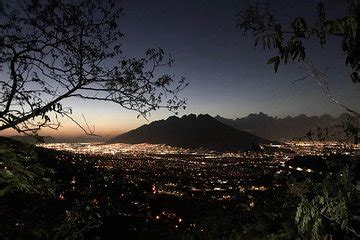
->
[6, 112, 349, 146]
[215, 112, 349, 141]
[109, 114, 271, 152]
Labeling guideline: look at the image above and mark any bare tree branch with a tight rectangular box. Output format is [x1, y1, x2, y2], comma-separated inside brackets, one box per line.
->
[0, 0, 188, 137]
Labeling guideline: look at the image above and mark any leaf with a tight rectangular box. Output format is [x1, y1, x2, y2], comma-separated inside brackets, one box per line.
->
[267, 56, 278, 64]
[267, 56, 281, 73]
[351, 71, 359, 83]
[254, 37, 259, 47]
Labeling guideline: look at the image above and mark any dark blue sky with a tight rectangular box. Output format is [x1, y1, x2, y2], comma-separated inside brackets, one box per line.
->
[15, 0, 359, 137]
[115, 0, 358, 118]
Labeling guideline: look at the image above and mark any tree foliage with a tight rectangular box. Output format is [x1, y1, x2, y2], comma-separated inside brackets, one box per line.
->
[290, 160, 360, 238]
[237, 1, 360, 237]
[0, 137, 54, 197]
[0, 0, 187, 136]
[237, 0, 360, 83]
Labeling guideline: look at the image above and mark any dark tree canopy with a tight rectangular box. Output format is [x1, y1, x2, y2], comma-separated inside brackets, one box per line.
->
[237, 1, 360, 237]
[237, 0, 360, 83]
[0, 0, 187, 136]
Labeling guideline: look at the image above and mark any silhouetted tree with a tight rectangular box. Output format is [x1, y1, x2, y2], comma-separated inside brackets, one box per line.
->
[237, 1, 360, 237]
[237, 0, 359, 116]
[237, 0, 359, 82]
[237, 0, 359, 142]
[0, 0, 187, 136]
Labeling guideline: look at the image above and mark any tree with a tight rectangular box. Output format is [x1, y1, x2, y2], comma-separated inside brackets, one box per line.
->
[0, 0, 187, 136]
[237, 0, 359, 81]
[236, 0, 359, 117]
[237, 0, 359, 144]
[237, 0, 360, 237]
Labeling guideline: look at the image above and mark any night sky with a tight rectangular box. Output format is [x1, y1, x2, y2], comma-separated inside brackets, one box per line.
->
[4, 0, 360, 137]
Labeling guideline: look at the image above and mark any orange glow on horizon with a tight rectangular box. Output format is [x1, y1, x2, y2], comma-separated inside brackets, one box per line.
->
[0, 121, 141, 138]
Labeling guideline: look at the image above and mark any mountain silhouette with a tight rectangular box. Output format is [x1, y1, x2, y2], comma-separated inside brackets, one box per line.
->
[109, 114, 271, 151]
[215, 112, 349, 141]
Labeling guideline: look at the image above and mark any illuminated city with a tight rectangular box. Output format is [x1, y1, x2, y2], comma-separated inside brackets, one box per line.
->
[28, 141, 357, 238]
[39, 141, 359, 199]
[1, 0, 359, 238]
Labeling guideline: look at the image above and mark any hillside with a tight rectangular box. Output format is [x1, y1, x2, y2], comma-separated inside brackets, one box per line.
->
[109, 114, 270, 151]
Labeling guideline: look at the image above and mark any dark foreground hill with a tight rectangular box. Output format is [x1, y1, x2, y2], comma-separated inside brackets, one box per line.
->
[108, 114, 271, 151]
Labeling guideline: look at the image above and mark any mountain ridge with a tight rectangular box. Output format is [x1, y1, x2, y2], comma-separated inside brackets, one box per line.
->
[109, 114, 271, 152]
[215, 112, 350, 141]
